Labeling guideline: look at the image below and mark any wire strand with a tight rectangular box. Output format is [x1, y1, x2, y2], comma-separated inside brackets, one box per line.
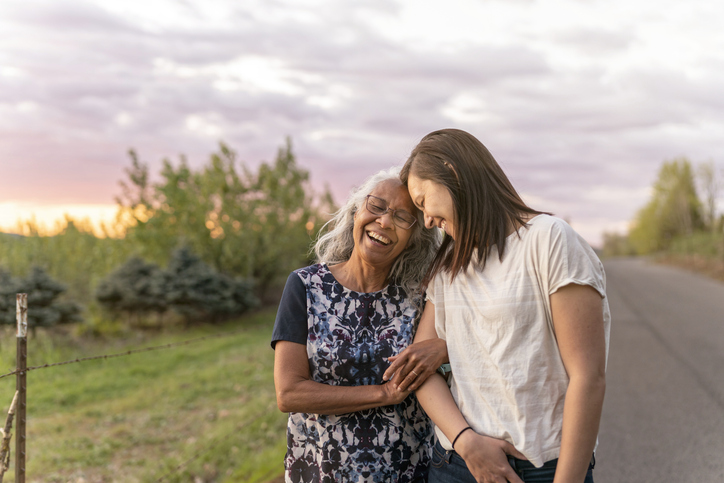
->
[0, 328, 250, 380]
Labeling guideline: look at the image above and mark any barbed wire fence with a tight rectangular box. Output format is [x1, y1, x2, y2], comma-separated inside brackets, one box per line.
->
[0, 294, 266, 482]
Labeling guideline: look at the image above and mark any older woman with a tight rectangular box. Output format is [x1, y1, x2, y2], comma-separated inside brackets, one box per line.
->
[271, 167, 441, 482]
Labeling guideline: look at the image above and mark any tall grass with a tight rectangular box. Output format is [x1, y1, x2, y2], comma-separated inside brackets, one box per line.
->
[0, 219, 136, 306]
[668, 231, 724, 258]
[0, 309, 286, 482]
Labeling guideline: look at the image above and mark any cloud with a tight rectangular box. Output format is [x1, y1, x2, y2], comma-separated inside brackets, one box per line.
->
[1, 0, 724, 246]
[552, 28, 635, 56]
[9, 1, 133, 31]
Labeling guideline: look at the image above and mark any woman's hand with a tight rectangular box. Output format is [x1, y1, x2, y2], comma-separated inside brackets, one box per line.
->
[380, 379, 413, 406]
[383, 338, 448, 392]
[455, 430, 526, 483]
[275, 341, 412, 414]
[383, 298, 446, 392]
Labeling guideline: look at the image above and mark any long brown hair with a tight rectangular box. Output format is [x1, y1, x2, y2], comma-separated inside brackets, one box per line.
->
[400, 128, 546, 287]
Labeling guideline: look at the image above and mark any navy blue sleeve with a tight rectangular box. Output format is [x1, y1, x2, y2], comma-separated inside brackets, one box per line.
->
[271, 271, 308, 349]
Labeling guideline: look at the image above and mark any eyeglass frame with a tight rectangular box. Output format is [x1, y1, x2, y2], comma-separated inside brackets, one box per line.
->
[364, 195, 418, 230]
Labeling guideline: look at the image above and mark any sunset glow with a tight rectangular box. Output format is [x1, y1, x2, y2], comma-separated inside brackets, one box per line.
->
[0, 202, 120, 237]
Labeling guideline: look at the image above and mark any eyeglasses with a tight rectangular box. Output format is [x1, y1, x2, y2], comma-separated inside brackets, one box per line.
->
[365, 195, 417, 230]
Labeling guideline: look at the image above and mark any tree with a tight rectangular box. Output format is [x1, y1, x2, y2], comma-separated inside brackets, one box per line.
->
[242, 138, 329, 297]
[95, 249, 258, 325]
[117, 139, 334, 300]
[601, 231, 636, 257]
[629, 158, 704, 254]
[165, 247, 257, 324]
[0, 269, 18, 326]
[696, 161, 722, 233]
[95, 257, 168, 323]
[116, 151, 208, 266]
[0, 267, 82, 329]
[0, 218, 136, 306]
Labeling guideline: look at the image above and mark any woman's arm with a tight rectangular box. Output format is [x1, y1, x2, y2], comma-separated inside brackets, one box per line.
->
[274, 340, 411, 415]
[550, 283, 606, 483]
[403, 302, 526, 483]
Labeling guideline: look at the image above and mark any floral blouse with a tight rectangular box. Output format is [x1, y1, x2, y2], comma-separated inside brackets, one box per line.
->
[271, 264, 432, 483]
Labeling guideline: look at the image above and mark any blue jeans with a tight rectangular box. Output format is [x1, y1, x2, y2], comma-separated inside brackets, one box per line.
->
[428, 440, 594, 483]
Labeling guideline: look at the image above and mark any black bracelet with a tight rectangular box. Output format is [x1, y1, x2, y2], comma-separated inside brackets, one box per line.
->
[452, 426, 472, 449]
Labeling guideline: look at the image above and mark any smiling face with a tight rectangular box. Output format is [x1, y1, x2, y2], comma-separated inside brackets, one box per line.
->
[351, 178, 417, 272]
[406, 173, 456, 239]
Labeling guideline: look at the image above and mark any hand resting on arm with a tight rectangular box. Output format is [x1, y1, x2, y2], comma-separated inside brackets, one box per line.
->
[274, 340, 411, 415]
[383, 337, 448, 392]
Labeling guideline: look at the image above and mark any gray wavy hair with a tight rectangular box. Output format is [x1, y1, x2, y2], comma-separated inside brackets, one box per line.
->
[314, 166, 441, 302]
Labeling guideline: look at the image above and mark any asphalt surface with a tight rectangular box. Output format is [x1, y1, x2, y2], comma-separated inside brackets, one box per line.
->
[596, 258, 724, 482]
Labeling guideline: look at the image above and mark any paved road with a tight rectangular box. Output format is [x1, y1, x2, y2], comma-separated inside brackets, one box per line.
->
[596, 258, 724, 482]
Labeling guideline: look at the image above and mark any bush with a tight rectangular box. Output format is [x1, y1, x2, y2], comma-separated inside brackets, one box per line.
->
[0, 266, 82, 329]
[0, 268, 18, 326]
[95, 257, 168, 324]
[668, 231, 724, 258]
[601, 232, 637, 257]
[165, 247, 258, 324]
[96, 247, 259, 326]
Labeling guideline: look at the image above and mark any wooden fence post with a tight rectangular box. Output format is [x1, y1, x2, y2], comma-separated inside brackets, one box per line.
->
[15, 294, 27, 483]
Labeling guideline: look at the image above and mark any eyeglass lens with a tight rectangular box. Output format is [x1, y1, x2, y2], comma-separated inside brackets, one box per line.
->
[366, 196, 416, 228]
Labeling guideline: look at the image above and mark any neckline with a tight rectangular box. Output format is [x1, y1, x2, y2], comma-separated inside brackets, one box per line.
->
[322, 263, 390, 296]
[507, 214, 545, 239]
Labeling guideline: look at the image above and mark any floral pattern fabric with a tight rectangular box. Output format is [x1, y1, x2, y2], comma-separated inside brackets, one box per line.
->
[275, 264, 432, 483]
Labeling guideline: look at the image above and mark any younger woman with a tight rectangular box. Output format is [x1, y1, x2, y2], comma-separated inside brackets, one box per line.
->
[386, 129, 610, 483]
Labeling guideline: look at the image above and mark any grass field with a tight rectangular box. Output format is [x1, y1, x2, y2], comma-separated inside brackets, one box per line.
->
[0, 309, 287, 482]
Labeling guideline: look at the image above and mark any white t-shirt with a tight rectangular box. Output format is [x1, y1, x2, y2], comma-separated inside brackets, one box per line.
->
[426, 215, 611, 467]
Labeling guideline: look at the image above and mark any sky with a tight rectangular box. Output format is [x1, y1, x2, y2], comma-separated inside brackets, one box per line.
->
[1, 0, 723, 246]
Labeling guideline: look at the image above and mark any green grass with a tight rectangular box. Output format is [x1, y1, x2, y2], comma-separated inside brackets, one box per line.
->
[0, 309, 287, 482]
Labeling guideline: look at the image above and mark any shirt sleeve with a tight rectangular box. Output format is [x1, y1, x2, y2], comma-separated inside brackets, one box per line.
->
[546, 218, 607, 298]
[426, 275, 448, 341]
[425, 278, 437, 305]
[270, 271, 308, 349]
